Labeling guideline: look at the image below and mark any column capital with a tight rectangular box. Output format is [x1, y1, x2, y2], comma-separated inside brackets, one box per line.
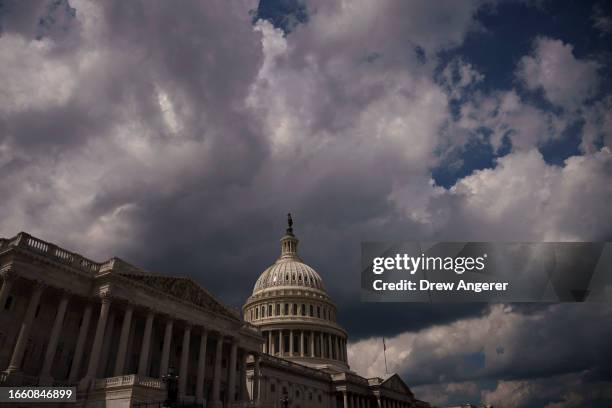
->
[0, 268, 18, 282]
[99, 292, 112, 303]
[157, 312, 173, 322]
[32, 279, 47, 291]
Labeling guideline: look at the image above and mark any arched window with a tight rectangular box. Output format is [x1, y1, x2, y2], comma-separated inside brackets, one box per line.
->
[293, 304, 297, 315]
[309, 304, 314, 316]
[301, 304, 306, 316]
[268, 304, 273, 316]
[276, 303, 280, 316]
[256, 308, 259, 319]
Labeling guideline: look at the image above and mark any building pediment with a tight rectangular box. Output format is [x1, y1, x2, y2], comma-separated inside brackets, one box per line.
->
[381, 374, 414, 397]
[119, 272, 240, 321]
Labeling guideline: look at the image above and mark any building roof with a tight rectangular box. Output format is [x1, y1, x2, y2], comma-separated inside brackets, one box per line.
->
[251, 213, 327, 295]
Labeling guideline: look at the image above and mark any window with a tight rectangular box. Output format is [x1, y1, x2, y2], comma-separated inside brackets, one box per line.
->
[310, 305, 314, 316]
[268, 304, 272, 316]
[318, 394, 322, 403]
[256, 308, 259, 319]
[293, 304, 297, 315]
[317, 306, 321, 318]
[284, 303, 289, 315]
[35, 305, 41, 318]
[296, 390, 300, 398]
[301, 304, 306, 316]
[276, 303, 280, 316]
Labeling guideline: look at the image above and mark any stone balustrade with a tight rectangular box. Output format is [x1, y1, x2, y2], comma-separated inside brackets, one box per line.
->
[94, 375, 164, 390]
[2, 232, 103, 274]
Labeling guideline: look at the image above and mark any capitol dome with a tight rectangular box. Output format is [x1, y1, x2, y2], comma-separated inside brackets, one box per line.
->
[253, 248, 326, 294]
[243, 214, 349, 371]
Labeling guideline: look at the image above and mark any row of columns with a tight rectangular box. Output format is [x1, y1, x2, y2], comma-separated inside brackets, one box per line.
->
[262, 329, 347, 362]
[342, 392, 411, 408]
[0, 276, 254, 406]
[249, 301, 336, 322]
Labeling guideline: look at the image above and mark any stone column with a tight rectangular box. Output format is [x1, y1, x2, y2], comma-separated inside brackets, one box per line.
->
[80, 294, 111, 389]
[211, 335, 224, 408]
[376, 396, 382, 408]
[40, 292, 70, 384]
[138, 310, 155, 377]
[262, 331, 267, 353]
[270, 330, 275, 355]
[196, 329, 208, 404]
[310, 331, 315, 358]
[319, 332, 324, 358]
[227, 340, 238, 403]
[253, 353, 261, 402]
[239, 350, 247, 401]
[99, 310, 117, 377]
[178, 324, 191, 399]
[300, 330, 305, 357]
[6, 282, 45, 373]
[159, 318, 173, 378]
[0, 271, 16, 311]
[335, 336, 340, 361]
[114, 304, 134, 376]
[68, 303, 93, 382]
[343, 391, 349, 408]
[328, 333, 333, 359]
[289, 329, 294, 356]
[279, 329, 284, 357]
[266, 331, 271, 355]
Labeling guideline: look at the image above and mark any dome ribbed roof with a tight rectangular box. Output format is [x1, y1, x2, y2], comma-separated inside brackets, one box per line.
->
[253, 258, 325, 293]
[252, 213, 326, 295]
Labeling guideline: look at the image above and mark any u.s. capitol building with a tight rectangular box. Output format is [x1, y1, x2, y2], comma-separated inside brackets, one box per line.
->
[0, 216, 429, 408]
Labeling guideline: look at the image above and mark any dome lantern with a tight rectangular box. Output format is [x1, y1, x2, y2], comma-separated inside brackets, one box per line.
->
[279, 213, 299, 261]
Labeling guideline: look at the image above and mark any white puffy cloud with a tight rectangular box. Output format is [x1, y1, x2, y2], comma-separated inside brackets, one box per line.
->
[454, 89, 566, 151]
[439, 58, 484, 101]
[434, 147, 612, 241]
[348, 303, 612, 406]
[517, 37, 601, 111]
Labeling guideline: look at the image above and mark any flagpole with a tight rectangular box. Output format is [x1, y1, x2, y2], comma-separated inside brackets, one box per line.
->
[383, 338, 388, 374]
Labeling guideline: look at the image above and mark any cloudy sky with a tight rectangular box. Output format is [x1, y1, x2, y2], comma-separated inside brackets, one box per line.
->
[1, 0, 612, 406]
